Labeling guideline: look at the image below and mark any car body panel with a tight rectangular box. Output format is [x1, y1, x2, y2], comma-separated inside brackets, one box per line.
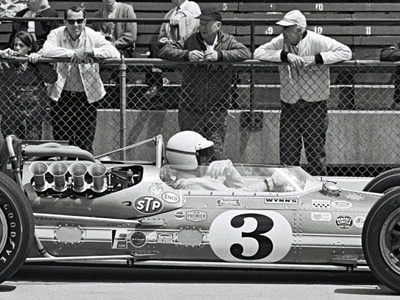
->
[24, 159, 381, 269]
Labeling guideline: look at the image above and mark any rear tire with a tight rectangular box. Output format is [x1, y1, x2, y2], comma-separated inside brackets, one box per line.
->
[0, 172, 34, 283]
[362, 168, 400, 193]
[363, 189, 400, 293]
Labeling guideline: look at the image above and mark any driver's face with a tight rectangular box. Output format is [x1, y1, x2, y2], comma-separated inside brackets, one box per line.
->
[198, 155, 209, 165]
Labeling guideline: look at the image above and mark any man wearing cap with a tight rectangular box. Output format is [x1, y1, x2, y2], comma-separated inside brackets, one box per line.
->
[254, 10, 352, 175]
[159, 7, 250, 160]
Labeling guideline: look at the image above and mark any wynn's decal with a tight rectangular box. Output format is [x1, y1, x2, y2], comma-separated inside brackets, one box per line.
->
[208, 210, 292, 263]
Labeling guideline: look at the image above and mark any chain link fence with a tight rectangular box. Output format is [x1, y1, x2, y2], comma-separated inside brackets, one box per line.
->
[0, 57, 399, 177]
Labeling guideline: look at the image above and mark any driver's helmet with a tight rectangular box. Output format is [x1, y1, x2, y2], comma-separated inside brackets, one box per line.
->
[165, 131, 214, 170]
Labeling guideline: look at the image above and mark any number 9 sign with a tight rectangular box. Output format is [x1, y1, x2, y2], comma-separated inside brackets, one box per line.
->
[209, 210, 292, 262]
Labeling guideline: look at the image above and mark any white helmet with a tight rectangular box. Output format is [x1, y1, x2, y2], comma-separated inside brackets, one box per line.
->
[166, 131, 214, 170]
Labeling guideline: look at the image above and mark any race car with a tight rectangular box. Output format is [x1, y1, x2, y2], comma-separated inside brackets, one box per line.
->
[1, 134, 400, 293]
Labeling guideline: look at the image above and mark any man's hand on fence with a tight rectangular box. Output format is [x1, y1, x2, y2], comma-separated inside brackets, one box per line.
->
[189, 50, 205, 61]
[28, 53, 41, 64]
[304, 56, 316, 67]
[71, 48, 95, 64]
[287, 53, 305, 69]
[204, 49, 218, 61]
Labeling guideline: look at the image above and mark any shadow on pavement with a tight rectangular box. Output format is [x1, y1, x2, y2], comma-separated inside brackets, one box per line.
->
[335, 286, 398, 296]
[0, 285, 16, 292]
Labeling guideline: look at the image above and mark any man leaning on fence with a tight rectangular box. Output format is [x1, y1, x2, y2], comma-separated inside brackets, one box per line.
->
[254, 10, 352, 176]
[42, 5, 120, 153]
[159, 7, 251, 160]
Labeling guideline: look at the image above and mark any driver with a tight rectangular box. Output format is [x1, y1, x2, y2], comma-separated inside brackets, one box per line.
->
[160, 131, 286, 191]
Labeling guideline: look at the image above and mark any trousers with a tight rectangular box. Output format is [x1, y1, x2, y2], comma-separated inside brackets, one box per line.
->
[279, 100, 328, 175]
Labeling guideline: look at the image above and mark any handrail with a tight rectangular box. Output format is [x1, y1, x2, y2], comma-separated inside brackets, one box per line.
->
[0, 56, 396, 66]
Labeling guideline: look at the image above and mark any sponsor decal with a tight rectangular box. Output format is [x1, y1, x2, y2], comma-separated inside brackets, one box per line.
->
[336, 215, 353, 230]
[345, 193, 365, 201]
[265, 198, 298, 204]
[157, 232, 175, 244]
[174, 210, 185, 219]
[130, 231, 147, 248]
[217, 199, 241, 207]
[331, 200, 352, 209]
[161, 192, 180, 204]
[134, 196, 163, 214]
[186, 210, 207, 222]
[111, 229, 128, 249]
[312, 199, 330, 209]
[209, 210, 292, 263]
[353, 216, 365, 228]
[311, 212, 332, 222]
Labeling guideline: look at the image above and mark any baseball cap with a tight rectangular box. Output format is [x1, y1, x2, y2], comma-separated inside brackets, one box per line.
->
[196, 7, 222, 22]
[276, 10, 307, 28]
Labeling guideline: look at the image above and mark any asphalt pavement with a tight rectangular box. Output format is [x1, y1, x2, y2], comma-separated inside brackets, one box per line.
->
[0, 265, 398, 300]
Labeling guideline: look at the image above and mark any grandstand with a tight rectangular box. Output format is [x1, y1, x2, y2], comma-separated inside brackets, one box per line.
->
[1, 1, 400, 59]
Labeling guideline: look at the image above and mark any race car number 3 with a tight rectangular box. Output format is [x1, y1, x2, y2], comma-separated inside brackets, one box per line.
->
[209, 210, 292, 262]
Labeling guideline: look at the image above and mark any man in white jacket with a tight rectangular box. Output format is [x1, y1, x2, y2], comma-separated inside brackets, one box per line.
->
[42, 5, 120, 153]
[254, 10, 352, 175]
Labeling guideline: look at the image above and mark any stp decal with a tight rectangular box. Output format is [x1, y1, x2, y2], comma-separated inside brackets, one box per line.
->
[134, 196, 163, 214]
[209, 210, 292, 263]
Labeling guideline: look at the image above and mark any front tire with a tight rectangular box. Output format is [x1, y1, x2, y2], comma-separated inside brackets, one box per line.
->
[363, 189, 400, 293]
[363, 168, 400, 193]
[0, 172, 34, 283]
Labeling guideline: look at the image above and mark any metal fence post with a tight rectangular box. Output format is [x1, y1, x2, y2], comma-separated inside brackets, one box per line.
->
[119, 56, 127, 160]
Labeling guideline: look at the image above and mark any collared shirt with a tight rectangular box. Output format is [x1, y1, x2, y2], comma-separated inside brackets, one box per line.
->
[42, 26, 120, 103]
[62, 37, 85, 92]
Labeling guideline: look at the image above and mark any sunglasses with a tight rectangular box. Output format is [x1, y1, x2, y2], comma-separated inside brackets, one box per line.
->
[66, 19, 85, 25]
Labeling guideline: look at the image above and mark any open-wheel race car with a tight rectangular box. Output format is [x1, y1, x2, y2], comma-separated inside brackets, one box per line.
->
[1, 134, 400, 293]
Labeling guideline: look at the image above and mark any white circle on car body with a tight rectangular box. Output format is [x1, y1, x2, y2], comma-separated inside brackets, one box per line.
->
[208, 210, 293, 263]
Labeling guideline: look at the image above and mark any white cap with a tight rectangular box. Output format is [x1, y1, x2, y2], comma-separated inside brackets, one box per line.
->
[276, 10, 307, 28]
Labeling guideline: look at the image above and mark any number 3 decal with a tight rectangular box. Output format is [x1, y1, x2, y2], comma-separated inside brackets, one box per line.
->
[209, 210, 292, 262]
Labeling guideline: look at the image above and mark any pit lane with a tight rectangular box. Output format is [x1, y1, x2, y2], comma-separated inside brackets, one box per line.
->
[0, 265, 397, 299]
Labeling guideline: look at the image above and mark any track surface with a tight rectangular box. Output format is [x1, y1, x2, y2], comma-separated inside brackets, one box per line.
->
[0, 265, 398, 299]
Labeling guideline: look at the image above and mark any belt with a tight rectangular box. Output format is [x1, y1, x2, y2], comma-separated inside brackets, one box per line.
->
[63, 90, 86, 97]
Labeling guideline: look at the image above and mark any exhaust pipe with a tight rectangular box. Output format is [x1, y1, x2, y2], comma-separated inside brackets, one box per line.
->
[69, 162, 88, 193]
[88, 163, 107, 193]
[29, 162, 48, 192]
[48, 162, 68, 192]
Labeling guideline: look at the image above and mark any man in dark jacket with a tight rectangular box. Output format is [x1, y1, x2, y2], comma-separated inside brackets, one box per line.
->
[159, 7, 250, 160]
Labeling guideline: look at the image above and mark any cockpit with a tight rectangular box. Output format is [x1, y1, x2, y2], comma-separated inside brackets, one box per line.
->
[160, 164, 322, 193]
